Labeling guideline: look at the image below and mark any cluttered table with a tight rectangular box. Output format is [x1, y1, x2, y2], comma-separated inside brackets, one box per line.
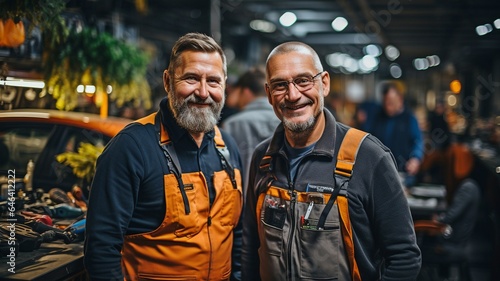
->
[0, 180, 87, 281]
[0, 242, 84, 281]
[405, 183, 447, 220]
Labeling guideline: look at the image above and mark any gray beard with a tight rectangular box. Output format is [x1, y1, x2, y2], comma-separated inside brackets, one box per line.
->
[282, 96, 323, 134]
[168, 88, 224, 133]
[283, 115, 316, 133]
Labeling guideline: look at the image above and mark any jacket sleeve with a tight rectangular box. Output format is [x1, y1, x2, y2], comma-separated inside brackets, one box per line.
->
[241, 149, 263, 281]
[371, 151, 422, 281]
[84, 132, 144, 280]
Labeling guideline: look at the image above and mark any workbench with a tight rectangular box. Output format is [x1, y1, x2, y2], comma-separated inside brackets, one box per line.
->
[0, 241, 85, 281]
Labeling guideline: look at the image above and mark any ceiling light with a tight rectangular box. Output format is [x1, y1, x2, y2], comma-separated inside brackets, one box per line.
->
[279, 12, 297, 27]
[363, 44, 382, 57]
[389, 63, 402, 78]
[77, 85, 85, 93]
[450, 80, 461, 94]
[361, 55, 378, 69]
[494, 19, 500, 29]
[385, 45, 399, 61]
[326, 52, 348, 67]
[331, 17, 348, 32]
[447, 95, 457, 107]
[250, 19, 276, 33]
[343, 57, 359, 73]
[85, 85, 96, 95]
[476, 24, 493, 36]
[414, 58, 429, 70]
[426, 55, 440, 67]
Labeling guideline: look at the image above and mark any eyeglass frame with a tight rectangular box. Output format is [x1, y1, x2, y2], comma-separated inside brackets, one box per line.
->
[267, 72, 324, 96]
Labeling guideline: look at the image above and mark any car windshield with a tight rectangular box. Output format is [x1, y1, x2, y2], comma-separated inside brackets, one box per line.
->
[0, 125, 54, 172]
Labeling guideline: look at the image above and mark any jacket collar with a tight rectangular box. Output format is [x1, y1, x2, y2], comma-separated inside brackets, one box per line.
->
[265, 108, 337, 159]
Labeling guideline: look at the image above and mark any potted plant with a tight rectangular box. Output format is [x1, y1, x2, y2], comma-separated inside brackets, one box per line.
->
[43, 26, 152, 111]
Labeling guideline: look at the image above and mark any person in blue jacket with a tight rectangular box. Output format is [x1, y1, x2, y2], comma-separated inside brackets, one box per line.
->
[84, 33, 243, 281]
[369, 82, 424, 187]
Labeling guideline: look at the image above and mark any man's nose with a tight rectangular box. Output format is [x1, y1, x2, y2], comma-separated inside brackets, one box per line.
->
[195, 79, 209, 99]
[286, 82, 301, 101]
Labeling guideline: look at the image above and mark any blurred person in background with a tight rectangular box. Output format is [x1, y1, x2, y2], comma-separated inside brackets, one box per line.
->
[418, 137, 481, 280]
[223, 67, 280, 194]
[219, 75, 241, 125]
[84, 32, 243, 281]
[354, 100, 380, 132]
[420, 98, 452, 183]
[368, 82, 423, 187]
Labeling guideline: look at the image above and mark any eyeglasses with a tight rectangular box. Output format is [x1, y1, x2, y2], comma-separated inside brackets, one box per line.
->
[268, 72, 323, 96]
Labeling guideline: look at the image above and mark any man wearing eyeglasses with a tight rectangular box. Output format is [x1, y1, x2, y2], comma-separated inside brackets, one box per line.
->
[241, 42, 421, 281]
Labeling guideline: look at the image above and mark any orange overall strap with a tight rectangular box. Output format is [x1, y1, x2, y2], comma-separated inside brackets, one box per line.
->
[135, 112, 171, 144]
[336, 128, 368, 281]
[213, 125, 226, 148]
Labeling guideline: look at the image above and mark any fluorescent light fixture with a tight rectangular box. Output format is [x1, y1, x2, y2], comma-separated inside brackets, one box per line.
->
[331, 17, 348, 31]
[250, 19, 276, 33]
[279, 12, 297, 27]
[1, 77, 45, 89]
[476, 24, 493, 36]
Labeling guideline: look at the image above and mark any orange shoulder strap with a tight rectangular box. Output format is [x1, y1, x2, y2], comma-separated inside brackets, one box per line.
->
[336, 128, 368, 281]
[213, 125, 226, 148]
[135, 112, 171, 144]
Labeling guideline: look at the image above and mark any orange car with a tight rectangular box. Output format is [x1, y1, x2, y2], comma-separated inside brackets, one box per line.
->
[0, 109, 132, 193]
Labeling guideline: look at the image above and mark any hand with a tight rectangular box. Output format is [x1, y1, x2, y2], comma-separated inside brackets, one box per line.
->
[405, 158, 421, 176]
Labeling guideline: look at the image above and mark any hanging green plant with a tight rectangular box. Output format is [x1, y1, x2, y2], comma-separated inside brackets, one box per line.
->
[0, 0, 68, 47]
[43, 27, 152, 110]
[56, 142, 104, 184]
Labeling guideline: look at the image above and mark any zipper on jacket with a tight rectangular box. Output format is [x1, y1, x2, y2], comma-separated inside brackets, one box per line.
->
[287, 186, 297, 281]
[207, 174, 213, 280]
[207, 215, 212, 280]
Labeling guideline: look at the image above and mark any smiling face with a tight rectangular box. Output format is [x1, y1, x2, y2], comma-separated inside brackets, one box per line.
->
[163, 50, 226, 133]
[266, 50, 329, 134]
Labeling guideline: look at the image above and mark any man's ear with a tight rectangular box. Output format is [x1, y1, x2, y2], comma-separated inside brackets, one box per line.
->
[321, 71, 330, 98]
[163, 70, 170, 93]
[265, 83, 273, 104]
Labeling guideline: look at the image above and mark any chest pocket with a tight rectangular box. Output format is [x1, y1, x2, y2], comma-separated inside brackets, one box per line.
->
[257, 186, 342, 279]
[214, 169, 243, 227]
[163, 172, 207, 237]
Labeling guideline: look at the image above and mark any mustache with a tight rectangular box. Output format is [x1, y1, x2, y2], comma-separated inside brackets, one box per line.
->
[184, 94, 215, 105]
[279, 99, 313, 109]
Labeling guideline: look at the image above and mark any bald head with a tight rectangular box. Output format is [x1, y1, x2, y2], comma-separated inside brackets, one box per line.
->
[266, 42, 323, 76]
